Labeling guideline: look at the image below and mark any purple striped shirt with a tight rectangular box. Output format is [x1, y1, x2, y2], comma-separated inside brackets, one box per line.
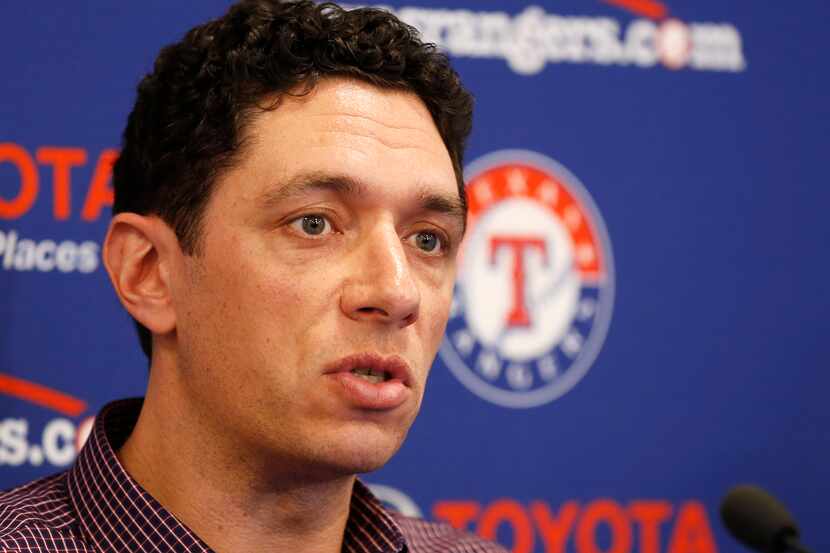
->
[0, 399, 506, 552]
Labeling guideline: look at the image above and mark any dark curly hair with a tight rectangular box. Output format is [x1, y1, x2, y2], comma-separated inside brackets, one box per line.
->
[111, 0, 473, 360]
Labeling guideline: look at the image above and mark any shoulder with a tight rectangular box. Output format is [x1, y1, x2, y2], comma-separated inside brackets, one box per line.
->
[392, 513, 510, 553]
[0, 472, 87, 552]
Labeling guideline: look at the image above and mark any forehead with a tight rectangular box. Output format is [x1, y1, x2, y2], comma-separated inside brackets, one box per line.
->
[217, 77, 457, 207]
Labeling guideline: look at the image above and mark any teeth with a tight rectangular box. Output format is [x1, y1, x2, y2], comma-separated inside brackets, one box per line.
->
[351, 367, 387, 383]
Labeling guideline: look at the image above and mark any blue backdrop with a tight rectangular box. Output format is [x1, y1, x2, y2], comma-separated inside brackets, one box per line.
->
[2, 2, 828, 553]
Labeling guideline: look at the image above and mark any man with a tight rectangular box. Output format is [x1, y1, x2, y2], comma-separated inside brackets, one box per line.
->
[0, 1, 508, 552]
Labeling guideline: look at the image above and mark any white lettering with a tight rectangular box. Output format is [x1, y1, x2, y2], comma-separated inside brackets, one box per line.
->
[690, 23, 747, 71]
[2, 230, 17, 269]
[42, 418, 76, 466]
[506, 363, 533, 390]
[55, 240, 78, 272]
[0, 418, 29, 466]
[77, 241, 100, 273]
[13, 238, 36, 271]
[625, 20, 658, 67]
[0, 228, 100, 274]
[0, 417, 84, 467]
[346, 3, 746, 75]
[34, 239, 56, 271]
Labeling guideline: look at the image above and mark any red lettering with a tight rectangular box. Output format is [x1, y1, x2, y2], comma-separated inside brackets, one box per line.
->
[36, 147, 87, 220]
[576, 500, 632, 553]
[0, 143, 38, 219]
[81, 148, 118, 221]
[667, 502, 717, 553]
[432, 501, 481, 531]
[478, 500, 534, 553]
[489, 235, 548, 327]
[429, 497, 718, 553]
[531, 500, 580, 553]
[629, 501, 673, 553]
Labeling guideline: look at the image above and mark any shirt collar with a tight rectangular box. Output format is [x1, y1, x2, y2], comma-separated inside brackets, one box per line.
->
[67, 398, 406, 553]
[67, 398, 213, 552]
[346, 480, 407, 553]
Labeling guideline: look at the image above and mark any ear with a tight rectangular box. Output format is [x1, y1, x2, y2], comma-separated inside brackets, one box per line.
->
[103, 213, 180, 337]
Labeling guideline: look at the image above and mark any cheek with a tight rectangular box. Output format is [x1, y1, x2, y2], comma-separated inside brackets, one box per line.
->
[419, 275, 455, 346]
[203, 234, 301, 312]
[240, 257, 346, 373]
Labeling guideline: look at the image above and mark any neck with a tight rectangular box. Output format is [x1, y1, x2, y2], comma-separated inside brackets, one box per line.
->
[118, 354, 355, 553]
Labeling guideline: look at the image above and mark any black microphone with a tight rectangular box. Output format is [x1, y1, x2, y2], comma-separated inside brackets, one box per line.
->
[720, 484, 812, 553]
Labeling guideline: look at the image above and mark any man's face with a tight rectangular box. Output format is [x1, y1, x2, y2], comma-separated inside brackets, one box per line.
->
[169, 77, 463, 478]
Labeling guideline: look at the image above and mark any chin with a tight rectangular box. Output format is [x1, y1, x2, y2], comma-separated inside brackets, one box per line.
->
[317, 422, 409, 475]
[335, 452, 393, 475]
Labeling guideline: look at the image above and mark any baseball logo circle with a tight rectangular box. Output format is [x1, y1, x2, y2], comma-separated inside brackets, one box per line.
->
[439, 150, 615, 408]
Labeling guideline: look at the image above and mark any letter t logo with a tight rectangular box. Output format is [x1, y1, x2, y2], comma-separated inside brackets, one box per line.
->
[489, 235, 548, 327]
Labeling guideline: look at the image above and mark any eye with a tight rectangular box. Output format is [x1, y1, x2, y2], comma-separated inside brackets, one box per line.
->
[290, 214, 332, 236]
[408, 230, 444, 254]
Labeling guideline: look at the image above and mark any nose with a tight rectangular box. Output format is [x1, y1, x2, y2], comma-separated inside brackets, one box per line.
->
[340, 223, 420, 328]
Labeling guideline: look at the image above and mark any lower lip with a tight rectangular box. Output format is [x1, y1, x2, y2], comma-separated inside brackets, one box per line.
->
[327, 372, 409, 410]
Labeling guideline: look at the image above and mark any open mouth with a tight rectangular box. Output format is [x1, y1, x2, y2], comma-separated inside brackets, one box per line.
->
[325, 352, 411, 387]
[350, 367, 390, 383]
[325, 353, 412, 409]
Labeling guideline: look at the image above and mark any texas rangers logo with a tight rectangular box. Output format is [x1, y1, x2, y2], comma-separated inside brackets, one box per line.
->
[439, 150, 615, 408]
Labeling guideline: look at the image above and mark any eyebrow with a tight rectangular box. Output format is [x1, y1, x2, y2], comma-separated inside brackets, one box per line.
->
[259, 171, 468, 232]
